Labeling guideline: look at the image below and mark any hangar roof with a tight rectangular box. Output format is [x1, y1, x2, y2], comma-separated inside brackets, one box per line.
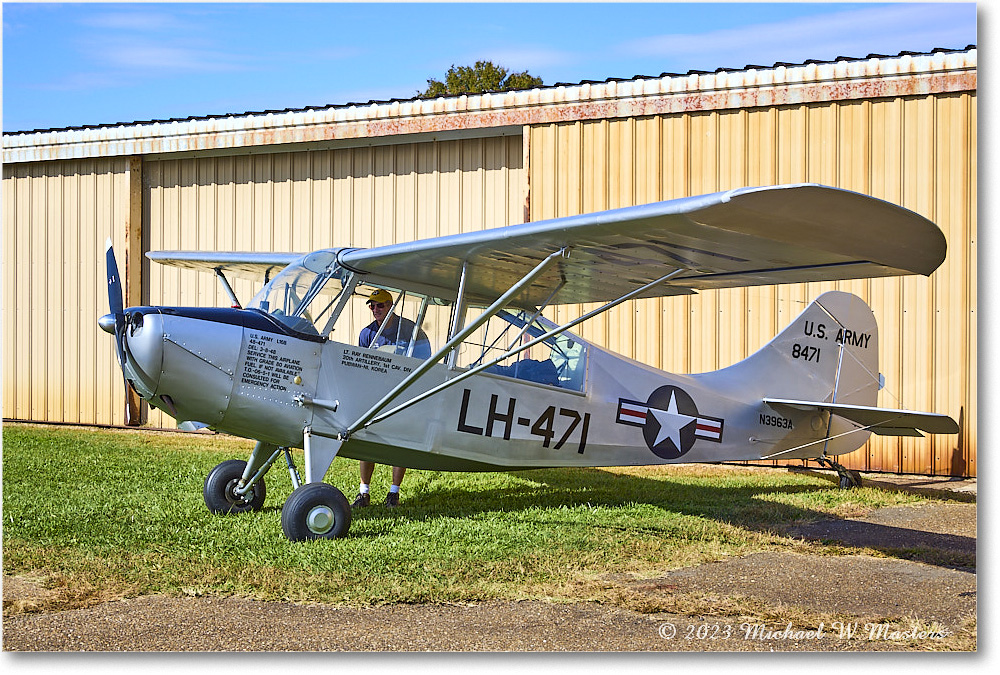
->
[3, 45, 977, 164]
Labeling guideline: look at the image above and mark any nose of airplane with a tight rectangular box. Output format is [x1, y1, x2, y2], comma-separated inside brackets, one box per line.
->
[102, 241, 168, 418]
[100, 304, 243, 426]
[99, 308, 165, 400]
[98, 313, 116, 334]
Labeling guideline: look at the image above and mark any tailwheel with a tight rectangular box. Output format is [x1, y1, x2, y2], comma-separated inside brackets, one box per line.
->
[281, 483, 352, 541]
[816, 456, 863, 489]
[839, 469, 863, 489]
[204, 459, 266, 514]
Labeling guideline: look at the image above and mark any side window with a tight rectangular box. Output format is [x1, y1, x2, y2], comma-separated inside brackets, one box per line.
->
[329, 286, 449, 358]
[547, 329, 587, 392]
[457, 309, 587, 391]
[324, 286, 588, 391]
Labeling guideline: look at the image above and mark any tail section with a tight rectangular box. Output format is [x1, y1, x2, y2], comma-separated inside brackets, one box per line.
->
[766, 290, 880, 408]
[717, 291, 880, 403]
[707, 290, 957, 457]
[705, 291, 882, 456]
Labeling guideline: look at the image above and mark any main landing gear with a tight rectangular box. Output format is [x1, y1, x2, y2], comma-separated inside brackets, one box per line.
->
[281, 482, 352, 540]
[816, 455, 863, 489]
[203, 459, 266, 513]
[203, 442, 352, 541]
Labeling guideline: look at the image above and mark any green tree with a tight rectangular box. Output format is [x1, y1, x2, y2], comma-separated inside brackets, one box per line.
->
[420, 60, 543, 98]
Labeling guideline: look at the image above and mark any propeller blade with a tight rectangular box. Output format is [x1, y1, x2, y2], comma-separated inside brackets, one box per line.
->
[124, 378, 140, 425]
[104, 238, 127, 367]
[105, 237, 124, 317]
[104, 238, 140, 425]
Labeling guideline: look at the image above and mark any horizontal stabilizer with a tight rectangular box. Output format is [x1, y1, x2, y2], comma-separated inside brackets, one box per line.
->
[763, 398, 959, 436]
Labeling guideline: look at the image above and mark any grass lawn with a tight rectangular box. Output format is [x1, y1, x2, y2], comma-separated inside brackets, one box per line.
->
[3, 422, 927, 609]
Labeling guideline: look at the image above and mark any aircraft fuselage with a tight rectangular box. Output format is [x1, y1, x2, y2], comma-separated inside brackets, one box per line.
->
[126, 300, 872, 473]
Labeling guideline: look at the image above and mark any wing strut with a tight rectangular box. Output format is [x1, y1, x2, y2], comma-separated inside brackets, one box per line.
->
[356, 266, 687, 432]
[214, 268, 242, 309]
[341, 247, 570, 438]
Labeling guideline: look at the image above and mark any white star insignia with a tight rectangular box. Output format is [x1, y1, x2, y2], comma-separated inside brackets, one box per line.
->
[649, 391, 697, 449]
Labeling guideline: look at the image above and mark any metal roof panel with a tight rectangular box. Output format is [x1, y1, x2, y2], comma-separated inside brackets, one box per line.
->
[3, 46, 976, 163]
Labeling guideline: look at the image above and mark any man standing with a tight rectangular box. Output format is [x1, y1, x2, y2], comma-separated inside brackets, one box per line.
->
[358, 289, 431, 358]
[353, 289, 430, 508]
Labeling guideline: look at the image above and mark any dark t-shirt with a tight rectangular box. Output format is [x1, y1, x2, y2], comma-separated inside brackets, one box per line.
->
[359, 314, 431, 358]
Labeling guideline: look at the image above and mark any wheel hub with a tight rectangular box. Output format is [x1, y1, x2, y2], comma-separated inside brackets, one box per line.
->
[225, 478, 252, 506]
[306, 505, 335, 534]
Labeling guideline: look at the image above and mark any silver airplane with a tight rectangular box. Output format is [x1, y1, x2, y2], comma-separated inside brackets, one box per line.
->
[100, 184, 959, 541]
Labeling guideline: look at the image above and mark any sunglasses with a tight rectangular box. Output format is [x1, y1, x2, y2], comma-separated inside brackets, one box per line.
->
[367, 301, 389, 309]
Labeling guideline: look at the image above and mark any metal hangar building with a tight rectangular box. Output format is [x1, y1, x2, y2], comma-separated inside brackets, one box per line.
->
[2, 46, 977, 477]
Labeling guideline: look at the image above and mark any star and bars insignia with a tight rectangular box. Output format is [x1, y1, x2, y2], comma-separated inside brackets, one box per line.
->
[616, 385, 724, 459]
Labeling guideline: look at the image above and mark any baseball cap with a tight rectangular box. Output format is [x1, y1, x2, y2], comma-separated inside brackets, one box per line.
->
[367, 288, 392, 305]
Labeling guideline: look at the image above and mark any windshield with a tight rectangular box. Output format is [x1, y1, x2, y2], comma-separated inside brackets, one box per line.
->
[247, 250, 350, 336]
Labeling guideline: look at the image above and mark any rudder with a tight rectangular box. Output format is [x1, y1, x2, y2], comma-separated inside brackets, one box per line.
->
[706, 291, 882, 456]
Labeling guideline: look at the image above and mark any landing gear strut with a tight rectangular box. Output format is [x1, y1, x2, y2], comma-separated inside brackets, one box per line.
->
[816, 456, 863, 489]
[203, 438, 353, 540]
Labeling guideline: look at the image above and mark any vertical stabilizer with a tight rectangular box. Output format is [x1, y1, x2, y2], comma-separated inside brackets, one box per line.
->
[704, 291, 882, 456]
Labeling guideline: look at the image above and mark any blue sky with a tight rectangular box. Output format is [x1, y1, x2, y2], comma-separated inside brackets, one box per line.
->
[2, 2, 978, 133]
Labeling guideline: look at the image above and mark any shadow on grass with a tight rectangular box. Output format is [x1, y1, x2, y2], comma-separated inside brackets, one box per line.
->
[345, 466, 974, 570]
[784, 518, 976, 571]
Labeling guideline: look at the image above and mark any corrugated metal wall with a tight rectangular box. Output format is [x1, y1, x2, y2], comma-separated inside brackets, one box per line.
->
[2, 135, 524, 430]
[528, 92, 976, 476]
[142, 135, 525, 427]
[2, 158, 134, 425]
[2, 61, 976, 476]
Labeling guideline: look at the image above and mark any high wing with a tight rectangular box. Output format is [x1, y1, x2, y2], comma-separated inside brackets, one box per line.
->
[338, 183, 947, 306]
[145, 250, 303, 283]
[148, 184, 947, 308]
[764, 398, 960, 437]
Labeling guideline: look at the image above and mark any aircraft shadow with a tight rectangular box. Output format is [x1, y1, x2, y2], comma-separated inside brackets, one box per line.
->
[344, 466, 975, 570]
[785, 517, 976, 570]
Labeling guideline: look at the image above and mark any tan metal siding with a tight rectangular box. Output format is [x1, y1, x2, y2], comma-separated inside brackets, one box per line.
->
[2, 158, 133, 425]
[142, 136, 525, 427]
[529, 92, 976, 476]
[2, 49, 975, 477]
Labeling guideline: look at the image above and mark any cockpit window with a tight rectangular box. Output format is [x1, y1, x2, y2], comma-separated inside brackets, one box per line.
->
[330, 285, 452, 359]
[245, 255, 587, 391]
[459, 308, 588, 392]
[247, 250, 349, 336]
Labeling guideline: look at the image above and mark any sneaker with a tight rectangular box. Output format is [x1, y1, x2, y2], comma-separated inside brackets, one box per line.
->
[384, 492, 399, 508]
[351, 492, 370, 508]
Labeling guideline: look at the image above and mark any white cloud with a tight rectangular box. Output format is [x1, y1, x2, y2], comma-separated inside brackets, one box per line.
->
[29, 71, 125, 93]
[69, 6, 256, 79]
[79, 10, 194, 33]
[96, 42, 251, 73]
[622, 3, 976, 71]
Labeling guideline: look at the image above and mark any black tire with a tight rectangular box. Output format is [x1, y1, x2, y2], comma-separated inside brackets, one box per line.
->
[281, 483, 352, 541]
[838, 470, 863, 489]
[203, 459, 266, 514]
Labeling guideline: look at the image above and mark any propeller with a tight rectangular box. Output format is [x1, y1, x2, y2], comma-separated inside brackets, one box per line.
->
[105, 238, 127, 367]
[102, 238, 140, 425]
